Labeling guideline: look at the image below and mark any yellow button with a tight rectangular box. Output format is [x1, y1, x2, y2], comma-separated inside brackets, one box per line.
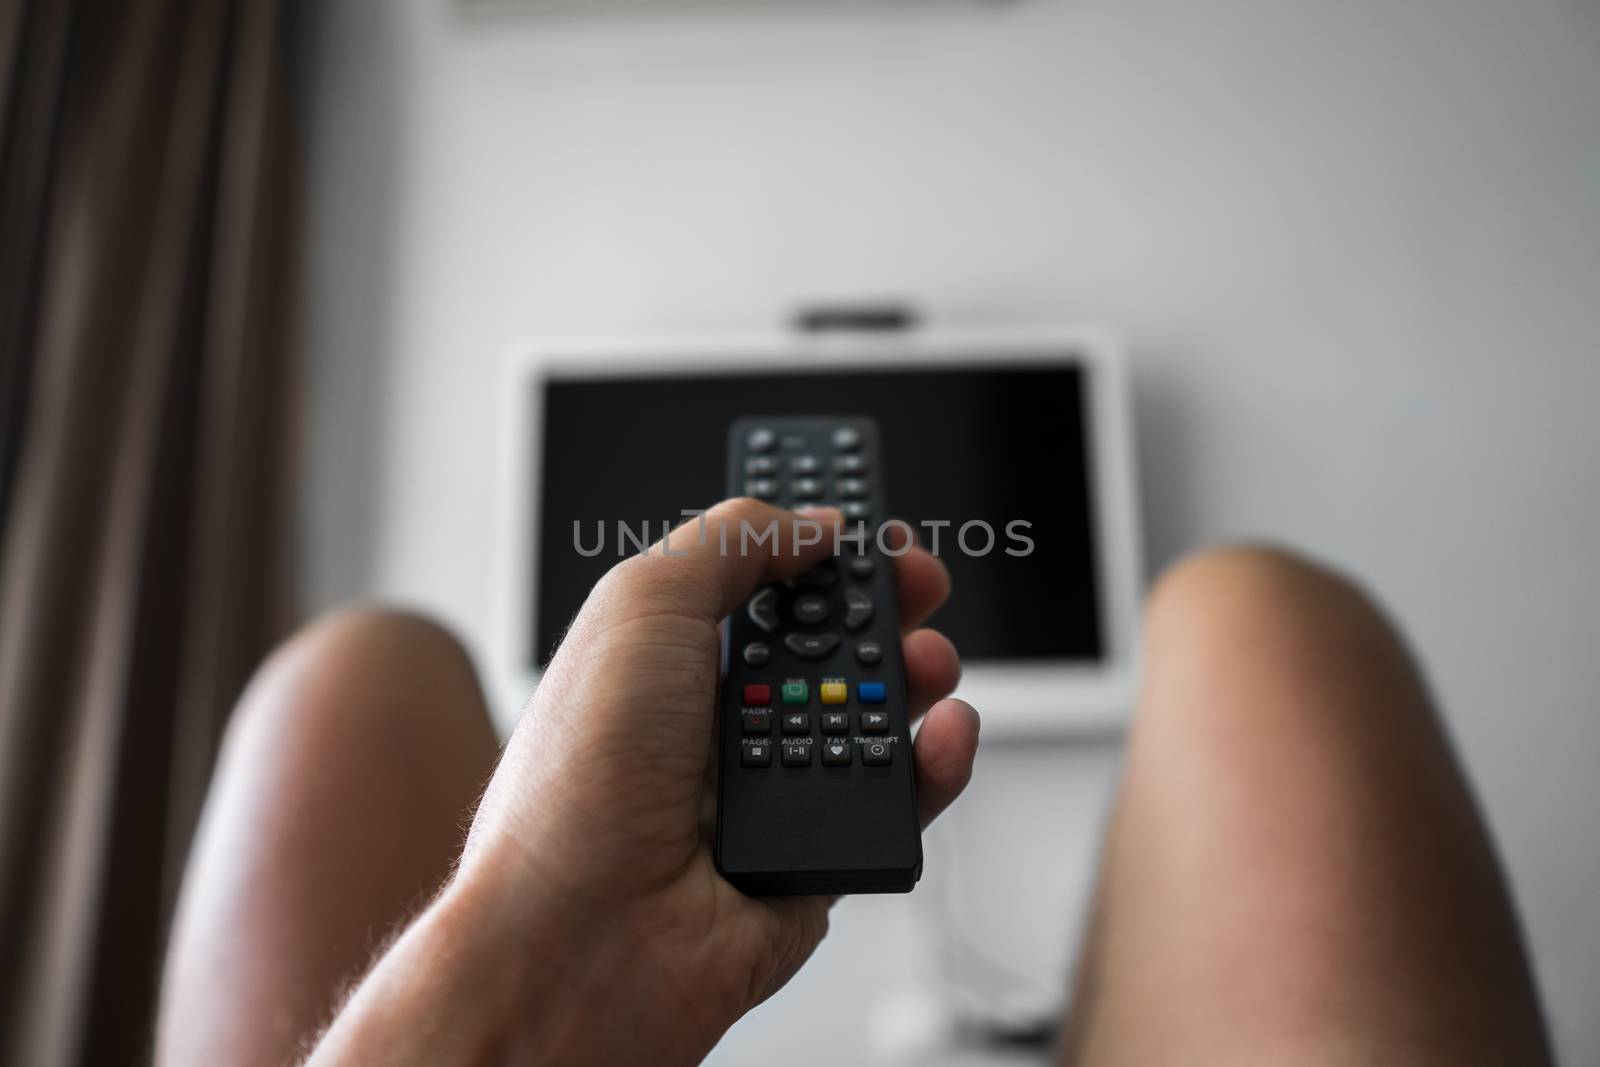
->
[819, 681, 847, 705]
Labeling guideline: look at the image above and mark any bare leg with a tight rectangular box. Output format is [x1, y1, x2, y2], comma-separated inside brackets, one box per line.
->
[156, 609, 501, 1067]
[1061, 548, 1551, 1066]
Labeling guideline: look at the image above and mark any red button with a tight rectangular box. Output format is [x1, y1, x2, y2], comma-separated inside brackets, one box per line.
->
[743, 684, 771, 705]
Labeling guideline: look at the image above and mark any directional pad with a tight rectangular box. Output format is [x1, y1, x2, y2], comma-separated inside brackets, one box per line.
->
[792, 595, 829, 626]
[747, 586, 780, 633]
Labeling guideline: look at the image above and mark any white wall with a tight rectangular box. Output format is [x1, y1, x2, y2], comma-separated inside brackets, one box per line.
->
[294, 0, 1600, 1061]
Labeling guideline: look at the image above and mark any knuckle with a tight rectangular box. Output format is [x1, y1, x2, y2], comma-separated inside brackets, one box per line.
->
[710, 495, 776, 530]
[586, 551, 711, 629]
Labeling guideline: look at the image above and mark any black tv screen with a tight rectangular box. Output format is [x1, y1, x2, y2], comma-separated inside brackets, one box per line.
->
[534, 361, 1102, 668]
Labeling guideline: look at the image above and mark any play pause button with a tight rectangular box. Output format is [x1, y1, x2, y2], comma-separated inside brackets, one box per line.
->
[821, 741, 851, 766]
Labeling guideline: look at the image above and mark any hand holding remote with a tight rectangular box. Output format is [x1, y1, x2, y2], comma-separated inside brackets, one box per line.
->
[306, 498, 978, 1067]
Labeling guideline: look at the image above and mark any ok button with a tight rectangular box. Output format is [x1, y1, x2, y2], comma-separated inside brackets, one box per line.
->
[792, 595, 829, 626]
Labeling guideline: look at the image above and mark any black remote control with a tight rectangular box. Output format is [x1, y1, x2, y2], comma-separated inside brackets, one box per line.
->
[715, 417, 922, 896]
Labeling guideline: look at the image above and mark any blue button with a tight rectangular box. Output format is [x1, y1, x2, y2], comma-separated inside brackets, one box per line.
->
[858, 682, 886, 704]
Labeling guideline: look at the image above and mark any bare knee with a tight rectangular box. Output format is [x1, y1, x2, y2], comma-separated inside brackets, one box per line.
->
[162, 612, 502, 1067]
[1147, 544, 1417, 680]
[1095, 548, 1550, 1067]
[274, 606, 481, 694]
[224, 607, 496, 764]
[1136, 544, 1435, 745]
[1148, 544, 1385, 642]
[205, 607, 502, 885]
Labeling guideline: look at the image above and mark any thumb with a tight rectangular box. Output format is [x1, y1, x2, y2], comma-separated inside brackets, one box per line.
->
[590, 498, 845, 630]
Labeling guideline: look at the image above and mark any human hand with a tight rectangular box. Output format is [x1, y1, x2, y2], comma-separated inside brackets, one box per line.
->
[308, 499, 979, 1065]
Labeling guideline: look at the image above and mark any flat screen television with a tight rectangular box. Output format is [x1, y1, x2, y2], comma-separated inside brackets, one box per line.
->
[492, 328, 1142, 735]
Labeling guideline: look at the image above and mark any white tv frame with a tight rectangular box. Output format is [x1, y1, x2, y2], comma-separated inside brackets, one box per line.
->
[490, 326, 1143, 737]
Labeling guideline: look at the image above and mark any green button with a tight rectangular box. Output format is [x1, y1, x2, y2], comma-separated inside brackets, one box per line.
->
[781, 680, 809, 704]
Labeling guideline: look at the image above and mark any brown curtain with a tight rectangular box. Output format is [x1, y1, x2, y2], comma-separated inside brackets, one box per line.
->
[0, 0, 297, 1063]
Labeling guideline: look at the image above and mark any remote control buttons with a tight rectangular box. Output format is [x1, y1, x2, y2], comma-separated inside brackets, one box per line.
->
[833, 454, 866, 474]
[832, 426, 862, 451]
[790, 455, 820, 474]
[842, 502, 870, 522]
[742, 711, 772, 735]
[743, 684, 771, 705]
[781, 743, 811, 767]
[858, 683, 887, 706]
[743, 743, 772, 767]
[748, 587, 780, 633]
[862, 741, 892, 766]
[781, 680, 809, 704]
[781, 711, 810, 734]
[745, 456, 777, 476]
[821, 741, 851, 766]
[791, 478, 823, 500]
[819, 681, 847, 705]
[844, 588, 874, 631]
[836, 478, 868, 498]
[747, 428, 776, 452]
[742, 641, 771, 666]
[822, 711, 850, 733]
[846, 556, 874, 581]
[792, 595, 829, 626]
[861, 710, 890, 733]
[744, 478, 778, 500]
[785, 632, 840, 660]
[854, 641, 883, 666]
